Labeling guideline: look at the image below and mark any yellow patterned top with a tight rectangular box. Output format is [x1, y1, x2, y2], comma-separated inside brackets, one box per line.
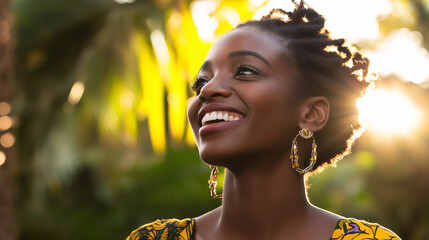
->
[126, 218, 194, 240]
[126, 218, 400, 240]
[331, 218, 401, 240]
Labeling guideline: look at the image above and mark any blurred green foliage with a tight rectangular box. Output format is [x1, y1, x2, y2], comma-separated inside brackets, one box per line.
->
[17, 147, 220, 239]
[10, 0, 429, 240]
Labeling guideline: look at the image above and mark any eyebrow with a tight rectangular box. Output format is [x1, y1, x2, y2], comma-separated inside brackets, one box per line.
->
[197, 50, 272, 74]
[199, 61, 211, 73]
[228, 51, 272, 69]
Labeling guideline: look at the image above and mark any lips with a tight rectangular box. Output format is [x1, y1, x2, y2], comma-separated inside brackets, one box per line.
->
[197, 104, 245, 135]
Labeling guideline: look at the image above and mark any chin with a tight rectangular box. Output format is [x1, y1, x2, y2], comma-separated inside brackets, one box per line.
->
[197, 143, 265, 169]
[199, 149, 232, 167]
[198, 144, 243, 167]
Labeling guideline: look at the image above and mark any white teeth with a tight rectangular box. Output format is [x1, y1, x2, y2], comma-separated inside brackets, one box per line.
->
[201, 111, 243, 126]
[223, 114, 228, 121]
[202, 114, 209, 124]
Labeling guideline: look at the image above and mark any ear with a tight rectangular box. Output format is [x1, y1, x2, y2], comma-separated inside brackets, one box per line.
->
[298, 96, 330, 133]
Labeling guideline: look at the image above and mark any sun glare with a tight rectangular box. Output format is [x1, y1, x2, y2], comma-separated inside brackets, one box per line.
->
[191, 0, 219, 42]
[365, 29, 429, 84]
[253, 0, 392, 42]
[357, 89, 423, 136]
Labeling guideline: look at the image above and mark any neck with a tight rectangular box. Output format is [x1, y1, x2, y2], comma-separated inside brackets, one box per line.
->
[216, 155, 311, 239]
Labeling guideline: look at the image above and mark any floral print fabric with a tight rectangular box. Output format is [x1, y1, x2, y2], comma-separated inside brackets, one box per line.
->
[126, 218, 400, 240]
[331, 218, 400, 240]
[126, 218, 194, 240]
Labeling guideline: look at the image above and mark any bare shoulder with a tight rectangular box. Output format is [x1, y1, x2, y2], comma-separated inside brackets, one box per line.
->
[193, 207, 222, 240]
[306, 205, 343, 237]
[309, 205, 343, 220]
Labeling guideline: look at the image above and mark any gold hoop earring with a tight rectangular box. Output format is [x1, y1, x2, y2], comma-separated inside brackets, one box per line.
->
[208, 165, 222, 200]
[290, 128, 317, 174]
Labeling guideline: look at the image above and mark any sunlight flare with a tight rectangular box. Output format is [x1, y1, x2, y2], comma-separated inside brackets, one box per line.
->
[253, 0, 391, 41]
[191, 0, 219, 41]
[357, 89, 423, 136]
[365, 29, 429, 84]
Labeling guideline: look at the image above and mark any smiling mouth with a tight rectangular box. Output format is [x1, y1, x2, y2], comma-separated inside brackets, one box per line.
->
[201, 111, 244, 126]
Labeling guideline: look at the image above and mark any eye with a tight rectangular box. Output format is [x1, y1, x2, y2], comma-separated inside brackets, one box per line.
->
[234, 64, 261, 77]
[191, 77, 209, 95]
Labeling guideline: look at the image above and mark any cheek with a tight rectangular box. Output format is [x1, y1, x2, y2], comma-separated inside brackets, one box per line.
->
[246, 82, 298, 141]
[186, 97, 200, 136]
[249, 80, 296, 116]
[186, 97, 198, 122]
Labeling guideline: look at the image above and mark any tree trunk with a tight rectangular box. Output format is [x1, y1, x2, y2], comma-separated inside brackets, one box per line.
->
[0, 0, 16, 239]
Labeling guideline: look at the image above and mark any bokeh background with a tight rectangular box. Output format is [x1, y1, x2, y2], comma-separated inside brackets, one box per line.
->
[0, 0, 428, 239]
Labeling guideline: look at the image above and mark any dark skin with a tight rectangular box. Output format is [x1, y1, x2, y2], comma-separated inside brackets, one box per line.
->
[187, 26, 341, 240]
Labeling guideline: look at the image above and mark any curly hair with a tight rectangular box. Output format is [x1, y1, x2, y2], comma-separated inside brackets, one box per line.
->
[236, 0, 375, 173]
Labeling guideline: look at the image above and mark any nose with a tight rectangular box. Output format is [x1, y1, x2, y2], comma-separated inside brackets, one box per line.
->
[199, 76, 232, 102]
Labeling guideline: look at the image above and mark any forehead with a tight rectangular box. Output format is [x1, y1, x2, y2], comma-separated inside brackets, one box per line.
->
[205, 26, 289, 62]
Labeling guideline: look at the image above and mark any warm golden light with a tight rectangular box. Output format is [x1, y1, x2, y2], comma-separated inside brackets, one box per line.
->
[357, 89, 422, 136]
[114, 0, 134, 3]
[249, 0, 267, 7]
[0, 102, 11, 116]
[150, 30, 171, 66]
[252, 0, 429, 85]
[0, 151, 5, 166]
[220, 6, 241, 27]
[366, 29, 429, 84]
[120, 90, 134, 110]
[254, 0, 391, 41]
[0, 133, 15, 148]
[191, 0, 218, 41]
[68, 81, 85, 105]
[0, 116, 13, 131]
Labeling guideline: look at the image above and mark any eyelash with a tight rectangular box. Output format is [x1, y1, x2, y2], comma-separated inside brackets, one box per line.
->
[235, 64, 260, 76]
[191, 76, 208, 95]
[191, 64, 261, 95]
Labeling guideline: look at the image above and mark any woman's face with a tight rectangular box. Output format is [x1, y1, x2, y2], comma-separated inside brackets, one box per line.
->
[187, 26, 303, 168]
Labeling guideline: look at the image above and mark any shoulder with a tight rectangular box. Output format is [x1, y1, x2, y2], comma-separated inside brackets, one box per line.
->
[126, 218, 195, 240]
[331, 218, 401, 240]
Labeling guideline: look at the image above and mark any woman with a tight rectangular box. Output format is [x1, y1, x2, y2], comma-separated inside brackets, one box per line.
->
[127, 1, 401, 239]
